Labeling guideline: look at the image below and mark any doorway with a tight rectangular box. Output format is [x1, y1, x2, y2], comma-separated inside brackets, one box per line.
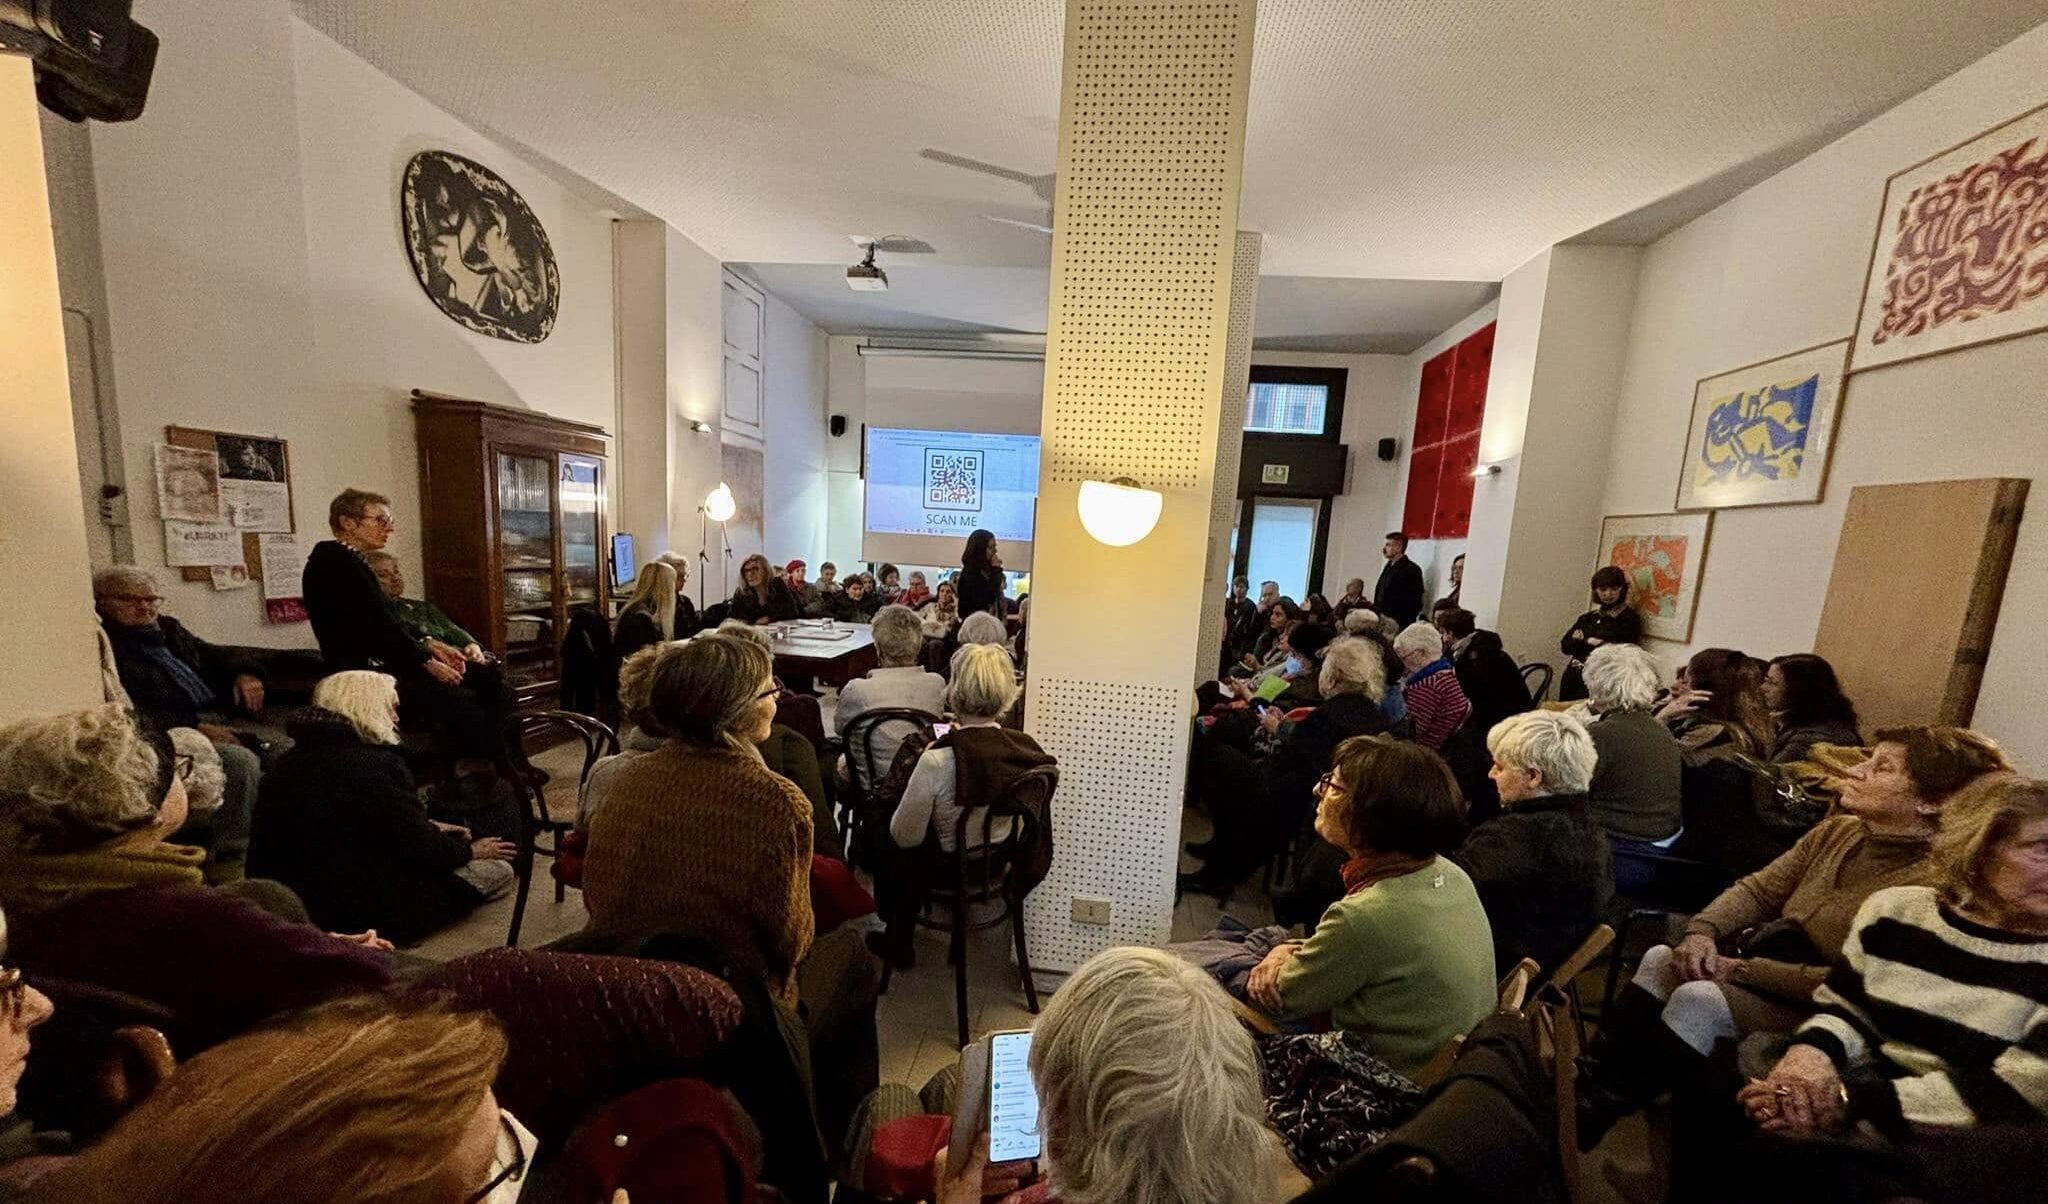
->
[1233, 496, 1324, 602]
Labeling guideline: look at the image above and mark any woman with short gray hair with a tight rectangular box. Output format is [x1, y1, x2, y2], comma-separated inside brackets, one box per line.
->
[941, 945, 1300, 1204]
[837, 605, 946, 780]
[1579, 643, 1684, 845]
[955, 609, 1008, 650]
[1451, 710, 1612, 974]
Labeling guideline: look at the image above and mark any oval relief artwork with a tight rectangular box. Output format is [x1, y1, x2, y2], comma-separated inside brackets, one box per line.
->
[400, 149, 559, 343]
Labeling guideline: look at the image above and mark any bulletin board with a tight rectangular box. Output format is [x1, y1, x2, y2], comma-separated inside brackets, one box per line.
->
[163, 426, 297, 583]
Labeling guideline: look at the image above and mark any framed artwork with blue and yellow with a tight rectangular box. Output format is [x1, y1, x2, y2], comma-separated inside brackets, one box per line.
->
[1674, 339, 1850, 511]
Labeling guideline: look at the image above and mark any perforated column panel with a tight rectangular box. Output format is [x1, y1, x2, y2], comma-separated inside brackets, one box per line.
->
[1195, 231, 1264, 678]
[1023, 0, 1257, 974]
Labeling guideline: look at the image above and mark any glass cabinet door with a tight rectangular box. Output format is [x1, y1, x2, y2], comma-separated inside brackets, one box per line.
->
[559, 454, 602, 611]
[496, 450, 557, 690]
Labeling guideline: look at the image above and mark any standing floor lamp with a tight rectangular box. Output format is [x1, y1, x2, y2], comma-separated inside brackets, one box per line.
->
[698, 482, 736, 611]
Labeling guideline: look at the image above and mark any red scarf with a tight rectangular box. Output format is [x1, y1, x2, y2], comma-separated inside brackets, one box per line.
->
[1339, 852, 1435, 896]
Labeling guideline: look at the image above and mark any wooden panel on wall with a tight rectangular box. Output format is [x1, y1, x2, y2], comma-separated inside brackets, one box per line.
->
[1814, 478, 2028, 732]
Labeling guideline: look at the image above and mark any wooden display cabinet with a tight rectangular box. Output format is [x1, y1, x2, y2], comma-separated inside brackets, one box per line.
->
[412, 391, 611, 705]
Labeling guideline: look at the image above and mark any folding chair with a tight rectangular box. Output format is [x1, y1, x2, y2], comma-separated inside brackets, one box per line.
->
[500, 709, 617, 947]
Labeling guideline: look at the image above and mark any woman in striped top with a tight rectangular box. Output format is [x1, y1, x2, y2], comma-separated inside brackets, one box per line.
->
[1735, 773, 2048, 1196]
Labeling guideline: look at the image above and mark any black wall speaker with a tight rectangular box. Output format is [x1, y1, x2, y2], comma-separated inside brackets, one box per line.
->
[1376, 437, 1398, 462]
[830, 414, 847, 438]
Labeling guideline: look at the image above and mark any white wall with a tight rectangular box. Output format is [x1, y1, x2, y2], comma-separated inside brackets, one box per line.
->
[613, 221, 672, 556]
[761, 294, 828, 566]
[80, 2, 626, 647]
[1598, 22, 2048, 769]
[666, 226, 726, 584]
[1, 58, 104, 718]
[1249, 351, 1406, 592]
[823, 336, 866, 568]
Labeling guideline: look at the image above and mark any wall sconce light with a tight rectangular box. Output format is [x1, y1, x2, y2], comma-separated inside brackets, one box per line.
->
[1470, 463, 1503, 478]
[690, 419, 713, 434]
[1077, 477, 1163, 547]
[703, 482, 737, 522]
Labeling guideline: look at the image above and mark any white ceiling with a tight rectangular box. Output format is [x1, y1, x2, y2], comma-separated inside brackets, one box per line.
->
[296, 1, 2046, 284]
[737, 262, 1499, 354]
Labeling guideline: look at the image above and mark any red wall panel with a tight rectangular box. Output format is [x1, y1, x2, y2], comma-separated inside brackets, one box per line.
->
[1434, 434, 1480, 539]
[1404, 323, 1495, 540]
[1446, 322, 1495, 440]
[1402, 443, 1444, 537]
[1414, 349, 1454, 449]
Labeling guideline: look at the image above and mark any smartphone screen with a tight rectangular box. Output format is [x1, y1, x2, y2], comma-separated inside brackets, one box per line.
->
[987, 1029, 1042, 1162]
[932, 722, 954, 739]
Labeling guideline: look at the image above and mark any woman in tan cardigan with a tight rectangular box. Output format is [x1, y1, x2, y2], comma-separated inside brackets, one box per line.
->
[577, 633, 814, 1003]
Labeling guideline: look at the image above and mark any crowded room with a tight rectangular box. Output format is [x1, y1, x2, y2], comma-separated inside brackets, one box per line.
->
[6, 1, 2048, 1201]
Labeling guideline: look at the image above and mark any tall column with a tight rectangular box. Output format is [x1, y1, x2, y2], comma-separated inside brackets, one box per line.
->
[1195, 232, 1264, 678]
[1, 57, 105, 719]
[1023, 0, 1258, 971]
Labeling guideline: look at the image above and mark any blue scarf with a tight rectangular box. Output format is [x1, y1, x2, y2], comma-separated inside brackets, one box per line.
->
[115, 624, 215, 708]
[1402, 657, 1454, 689]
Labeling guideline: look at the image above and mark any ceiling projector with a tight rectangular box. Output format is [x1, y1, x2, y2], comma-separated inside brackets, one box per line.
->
[846, 244, 888, 292]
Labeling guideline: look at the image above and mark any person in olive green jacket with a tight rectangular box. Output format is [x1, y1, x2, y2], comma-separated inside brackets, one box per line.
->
[366, 552, 484, 661]
[1246, 734, 1496, 1079]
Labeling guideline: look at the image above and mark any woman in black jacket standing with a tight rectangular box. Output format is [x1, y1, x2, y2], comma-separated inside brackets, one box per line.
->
[247, 671, 514, 946]
[1558, 565, 1644, 700]
[955, 528, 1008, 619]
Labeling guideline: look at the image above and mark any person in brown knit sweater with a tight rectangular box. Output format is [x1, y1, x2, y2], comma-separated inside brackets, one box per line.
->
[577, 633, 814, 1004]
[1577, 724, 2009, 1150]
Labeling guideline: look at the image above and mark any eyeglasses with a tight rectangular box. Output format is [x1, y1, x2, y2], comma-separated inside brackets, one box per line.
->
[0, 964, 24, 1024]
[173, 753, 196, 782]
[351, 512, 396, 529]
[463, 1114, 527, 1204]
[109, 594, 164, 606]
[754, 686, 781, 702]
[1314, 773, 1343, 797]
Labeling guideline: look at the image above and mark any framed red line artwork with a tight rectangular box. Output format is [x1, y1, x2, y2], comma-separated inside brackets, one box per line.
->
[1851, 99, 2048, 373]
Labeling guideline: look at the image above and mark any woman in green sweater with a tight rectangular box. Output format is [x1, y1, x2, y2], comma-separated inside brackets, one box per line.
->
[1245, 735, 1496, 1078]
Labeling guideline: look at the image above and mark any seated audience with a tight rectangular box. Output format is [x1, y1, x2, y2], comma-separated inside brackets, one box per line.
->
[1434, 552, 1465, 613]
[710, 623, 837, 853]
[27, 998, 530, 1204]
[1580, 643, 1685, 848]
[1662, 647, 1788, 871]
[303, 488, 501, 764]
[611, 560, 683, 660]
[955, 529, 1008, 619]
[919, 579, 960, 637]
[899, 570, 933, 609]
[365, 551, 486, 663]
[0, 706, 391, 1051]
[93, 566, 264, 866]
[1239, 597, 1299, 673]
[1558, 565, 1644, 700]
[0, 907, 58, 1193]
[816, 560, 841, 595]
[1715, 773, 2048, 1204]
[825, 573, 882, 622]
[1393, 621, 1471, 749]
[652, 550, 704, 634]
[1577, 725, 2008, 1150]
[578, 645, 666, 829]
[937, 946, 1303, 1204]
[876, 563, 904, 601]
[729, 552, 803, 625]
[1453, 711, 1612, 976]
[785, 559, 824, 616]
[1243, 735, 1495, 1078]
[1304, 593, 1335, 626]
[1187, 637, 1390, 894]
[1331, 576, 1369, 622]
[1435, 607, 1534, 733]
[247, 671, 515, 946]
[1764, 652, 1862, 764]
[836, 605, 946, 781]
[575, 634, 813, 1002]
[954, 609, 1008, 650]
[873, 644, 1052, 966]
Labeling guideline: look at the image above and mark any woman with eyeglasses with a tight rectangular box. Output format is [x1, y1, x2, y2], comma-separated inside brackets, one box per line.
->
[573, 635, 816, 1004]
[22, 997, 539, 1204]
[1241, 735, 1495, 1080]
[0, 706, 392, 1055]
[1, 907, 60, 1196]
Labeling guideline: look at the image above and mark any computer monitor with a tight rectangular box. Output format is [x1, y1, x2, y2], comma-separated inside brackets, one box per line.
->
[611, 533, 637, 589]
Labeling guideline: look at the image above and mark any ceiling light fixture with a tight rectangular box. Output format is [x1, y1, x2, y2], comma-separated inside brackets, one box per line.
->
[1077, 477, 1163, 547]
[845, 243, 888, 292]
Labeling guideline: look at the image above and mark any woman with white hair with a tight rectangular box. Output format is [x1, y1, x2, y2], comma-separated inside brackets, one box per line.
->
[1580, 642, 1685, 846]
[1393, 621, 1470, 749]
[0, 705, 392, 1051]
[837, 604, 946, 780]
[954, 608, 1008, 650]
[613, 560, 686, 659]
[940, 946, 1304, 1204]
[1186, 637, 1391, 895]
[871, 643, 1053, 968]
[247, 672, 515, 946]
[1451, 710, 1612, 975]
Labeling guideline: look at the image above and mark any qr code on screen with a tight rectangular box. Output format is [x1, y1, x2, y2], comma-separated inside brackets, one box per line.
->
[924, 449, 984, 512]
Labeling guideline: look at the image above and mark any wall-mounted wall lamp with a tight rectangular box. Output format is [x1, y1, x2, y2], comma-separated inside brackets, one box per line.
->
[1470, 463, 1503, 478]
[690, 419, 714, 434]
[1077, 477, 1163, 547]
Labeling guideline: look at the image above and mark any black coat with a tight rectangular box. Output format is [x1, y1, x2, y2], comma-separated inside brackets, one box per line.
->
[955, 565, 1006, 619]
[101, 614, 256, 730]
[1452, 792, 1612, 977]
[302, 540, 430, 673]
[613, 607, 665, 661]
[1267, 692, 1391, 832]
[1373, 555, 1425, 626]
[729, 578, 802, 624]
[1453, 630, 1535, 734]
[246, 710, 483, 945]
[1558, 603, 1643, 662]
[823, 590, 880, 623]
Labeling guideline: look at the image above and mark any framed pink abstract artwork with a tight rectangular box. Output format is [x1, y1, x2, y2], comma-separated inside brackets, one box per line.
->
[1852, 101, 2048, 372]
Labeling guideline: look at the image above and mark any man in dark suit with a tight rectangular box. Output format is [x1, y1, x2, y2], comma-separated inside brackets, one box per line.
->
[1372, 531, 1425, 626]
